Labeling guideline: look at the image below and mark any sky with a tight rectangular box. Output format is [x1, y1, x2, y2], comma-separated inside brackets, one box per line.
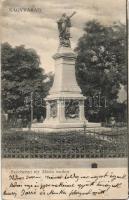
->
[1, 0, 126, 73]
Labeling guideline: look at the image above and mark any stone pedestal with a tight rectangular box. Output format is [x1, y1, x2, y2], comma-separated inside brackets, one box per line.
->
[31, 46, 101, 132]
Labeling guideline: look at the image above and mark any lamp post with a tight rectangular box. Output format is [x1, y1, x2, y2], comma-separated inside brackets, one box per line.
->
[30, 92, 33, 128]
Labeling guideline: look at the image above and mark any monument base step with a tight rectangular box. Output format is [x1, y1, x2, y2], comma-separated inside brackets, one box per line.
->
[31, 121, 102, 133]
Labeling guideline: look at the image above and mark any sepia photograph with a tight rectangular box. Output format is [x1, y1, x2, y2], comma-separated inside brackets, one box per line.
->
[1, 0, 128, 199]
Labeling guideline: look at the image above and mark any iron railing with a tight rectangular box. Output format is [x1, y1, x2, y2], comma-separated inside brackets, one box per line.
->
[2, 128, 128, 159]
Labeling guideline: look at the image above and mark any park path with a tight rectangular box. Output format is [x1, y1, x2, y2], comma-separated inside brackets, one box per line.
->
[2, 158, 127, 169]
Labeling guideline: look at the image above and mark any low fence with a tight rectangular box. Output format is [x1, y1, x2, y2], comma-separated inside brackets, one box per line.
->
[2, 128, 128, 159]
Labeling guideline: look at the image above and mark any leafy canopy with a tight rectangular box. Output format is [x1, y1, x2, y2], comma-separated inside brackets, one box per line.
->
[75, 21, 127, 121]
[1, 43, 53, 119]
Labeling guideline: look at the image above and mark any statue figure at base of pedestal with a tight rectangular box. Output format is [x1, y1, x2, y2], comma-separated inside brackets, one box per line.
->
[57, 12, 76, 47]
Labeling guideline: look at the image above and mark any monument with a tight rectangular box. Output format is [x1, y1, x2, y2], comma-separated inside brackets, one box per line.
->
[32, 12, 101, 132]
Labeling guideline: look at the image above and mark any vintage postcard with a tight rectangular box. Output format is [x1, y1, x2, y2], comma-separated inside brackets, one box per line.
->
[1, 0, 128, 199]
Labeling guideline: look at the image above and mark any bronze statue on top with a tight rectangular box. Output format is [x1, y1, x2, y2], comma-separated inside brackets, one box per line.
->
[57, 12, 76, 47]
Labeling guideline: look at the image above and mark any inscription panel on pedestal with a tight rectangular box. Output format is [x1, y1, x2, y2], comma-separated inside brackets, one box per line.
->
[65, 100, 79, 119]
[50, 100, 57, 118]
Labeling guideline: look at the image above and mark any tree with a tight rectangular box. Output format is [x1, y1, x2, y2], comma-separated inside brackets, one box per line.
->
[75, 21, 127, 122]
[1, 43, 53, 123]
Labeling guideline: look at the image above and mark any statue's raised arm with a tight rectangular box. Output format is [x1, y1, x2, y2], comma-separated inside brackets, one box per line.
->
[57, 12, 76, 47]
[68, 11, 76, 19]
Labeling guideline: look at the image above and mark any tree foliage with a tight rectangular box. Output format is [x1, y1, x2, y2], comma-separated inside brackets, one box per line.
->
[75, 21, 127, 122]
[1, 43, 53, 121]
